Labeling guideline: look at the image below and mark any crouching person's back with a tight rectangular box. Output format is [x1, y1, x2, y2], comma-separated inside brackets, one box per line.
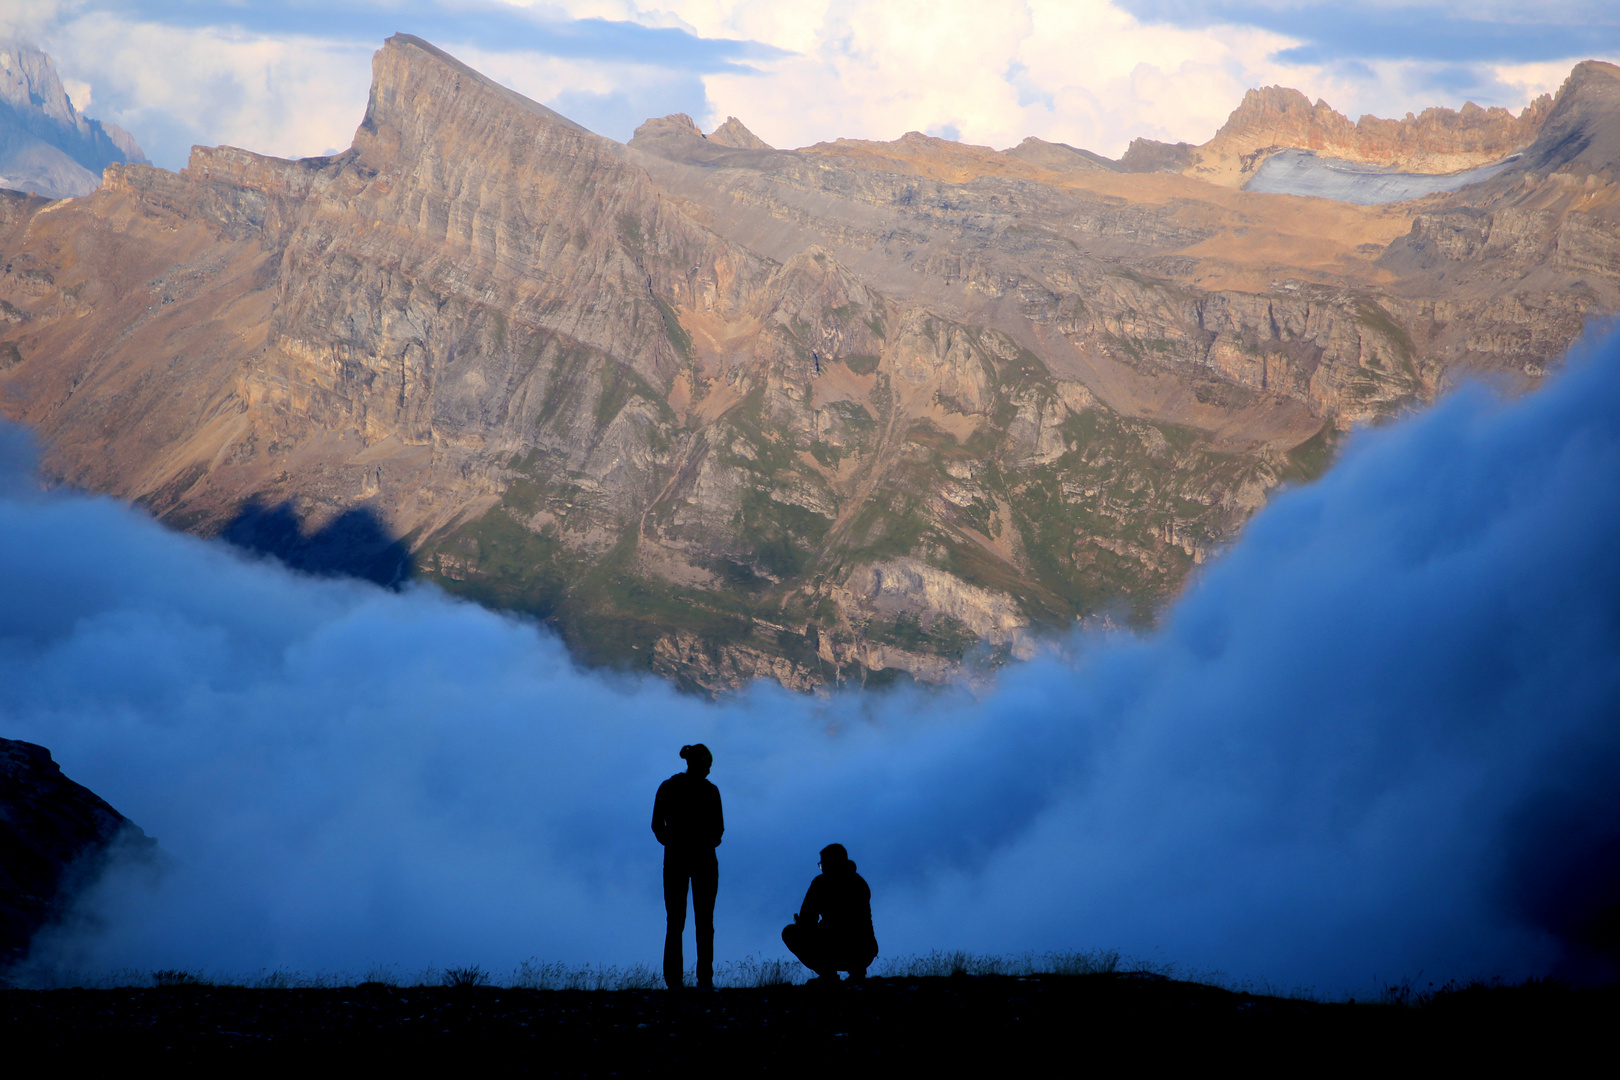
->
[782, 843, 878, 983]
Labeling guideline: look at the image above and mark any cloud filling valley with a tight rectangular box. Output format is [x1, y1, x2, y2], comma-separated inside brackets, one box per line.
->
[3, 330, 1620, 993]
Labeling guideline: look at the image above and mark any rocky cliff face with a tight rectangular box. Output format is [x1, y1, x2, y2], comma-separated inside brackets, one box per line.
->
[2, 36, 1618, 693]
[0, 42, 146, 199]
[0, 740, 152, 969]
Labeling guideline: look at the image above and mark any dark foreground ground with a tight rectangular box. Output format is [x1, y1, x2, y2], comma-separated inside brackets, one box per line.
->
[1, 973, 1612, 1072]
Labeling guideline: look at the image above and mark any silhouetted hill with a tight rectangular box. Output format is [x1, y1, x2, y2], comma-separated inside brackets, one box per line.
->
[0, 972, 1610, 1070]
[0, 740, 152, 968]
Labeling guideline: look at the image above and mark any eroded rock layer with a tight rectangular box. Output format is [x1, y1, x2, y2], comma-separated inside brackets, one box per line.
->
[3, 37, 1619, 692]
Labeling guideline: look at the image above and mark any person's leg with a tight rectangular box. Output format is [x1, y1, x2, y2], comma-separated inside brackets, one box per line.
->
[662, 855, 689, 989]
[781, 922, 830, 979]
[829, 939, 878, 981]
[691, 851, 718, 988]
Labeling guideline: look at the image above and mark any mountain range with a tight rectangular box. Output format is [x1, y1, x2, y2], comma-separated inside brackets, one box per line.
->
[1, 35, 1617, 693]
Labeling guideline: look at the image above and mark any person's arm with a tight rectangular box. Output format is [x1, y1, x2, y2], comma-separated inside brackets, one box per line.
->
[651, 779, 669, 846]
[713, 787, 724, 848]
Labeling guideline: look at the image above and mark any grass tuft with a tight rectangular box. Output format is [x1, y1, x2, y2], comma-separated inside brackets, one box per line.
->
[874, 949, 1122, 980]
[441, 965, 489, 989]
[10, 949, 1315, 995]
[151, 969, 203, 988]
[511, 960, 661, 991]
[721, 954, 799, 988]
[250, 968, 299, 989]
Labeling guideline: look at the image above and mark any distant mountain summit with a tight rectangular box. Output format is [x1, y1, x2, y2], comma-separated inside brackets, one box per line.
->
[0, 41, 146, 199]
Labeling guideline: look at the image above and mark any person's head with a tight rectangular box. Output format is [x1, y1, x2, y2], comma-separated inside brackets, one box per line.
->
[819, 843, 850, 872]
[679, 743, 712, 779]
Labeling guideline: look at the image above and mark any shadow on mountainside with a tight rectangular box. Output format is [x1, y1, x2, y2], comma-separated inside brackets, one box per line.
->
[220, 498, 414, 588]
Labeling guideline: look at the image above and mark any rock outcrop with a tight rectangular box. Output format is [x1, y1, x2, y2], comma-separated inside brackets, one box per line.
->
[2, 36, 1618, 693]
[0, 739, 153, 969]
[1119, 138, 1194, 174]
[0, 42, 146, 199]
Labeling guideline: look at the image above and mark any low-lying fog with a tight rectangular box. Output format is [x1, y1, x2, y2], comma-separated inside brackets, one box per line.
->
[3, 329, 1619, 995]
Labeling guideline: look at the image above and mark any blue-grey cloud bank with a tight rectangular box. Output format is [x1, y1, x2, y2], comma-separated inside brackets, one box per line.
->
[4, 331, 1620, 994]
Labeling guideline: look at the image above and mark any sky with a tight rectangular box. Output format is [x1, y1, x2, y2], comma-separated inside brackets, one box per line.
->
[4, 321, 1619, 994]
[1, 1, 1617, 169]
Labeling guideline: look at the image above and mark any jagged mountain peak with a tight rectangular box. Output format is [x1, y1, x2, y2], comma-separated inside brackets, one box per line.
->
[0, 40, 146, 199]
[378, 33, 588, 134]
[1521, 59, 1620, 176]
[1220, 85, 1334, 130]
[626, 111, 787, 166]
[1567, 59, 1620, 88]
[0, 42, 81, 130]
[631, 112, 705, 142]
[357, 31, 595, 167]
[709, 116, 772, 151]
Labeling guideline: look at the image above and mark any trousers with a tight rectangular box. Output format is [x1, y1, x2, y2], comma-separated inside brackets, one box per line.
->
[663, 848, 717, 988]
[781, 921, 876, 978]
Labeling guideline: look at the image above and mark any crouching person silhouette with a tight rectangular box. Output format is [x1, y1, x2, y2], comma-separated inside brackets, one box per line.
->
[652, 743, 723, 990]
[782, 844, 878, 983]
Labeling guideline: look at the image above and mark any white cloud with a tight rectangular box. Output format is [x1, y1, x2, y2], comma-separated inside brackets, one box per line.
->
[38, 15, 375, 167]
[59, 75, 90, 112]
[534, 1, 1576, 157]
[1489, 58, 1593, 106]
[0, 0, 65, 43]
[436, 43, 711, 140]
[617, 0, 1303, 152]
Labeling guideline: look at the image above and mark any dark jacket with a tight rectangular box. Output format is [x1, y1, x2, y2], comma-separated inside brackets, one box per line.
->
[651, 772, 724, 852]
[798, 863, 878, 958]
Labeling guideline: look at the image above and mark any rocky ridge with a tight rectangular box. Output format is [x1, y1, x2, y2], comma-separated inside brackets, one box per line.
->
[1, 37, 1618, 693]
[1181, 84, 1555, 186]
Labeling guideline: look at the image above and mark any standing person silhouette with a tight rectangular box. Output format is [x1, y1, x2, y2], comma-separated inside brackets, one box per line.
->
[651, 743, 723, 990]
[782, 843, 878, 983]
